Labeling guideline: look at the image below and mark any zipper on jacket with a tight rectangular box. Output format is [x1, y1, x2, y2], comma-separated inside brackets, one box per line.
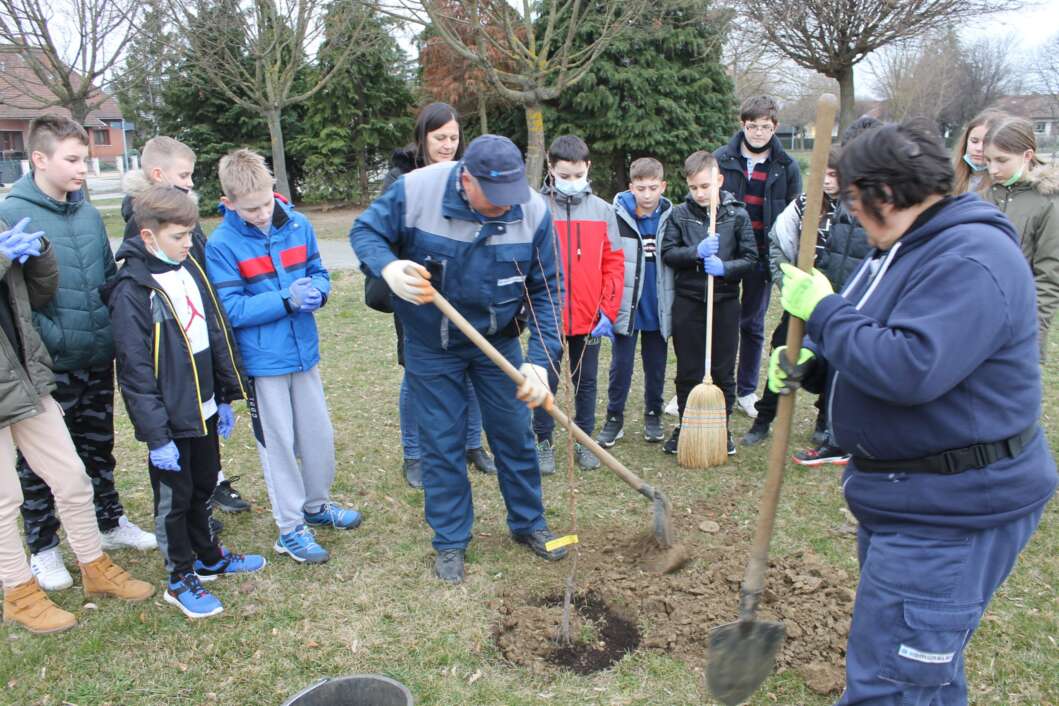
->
[152, 286, 209, 435]
[186, 254, 247, 399]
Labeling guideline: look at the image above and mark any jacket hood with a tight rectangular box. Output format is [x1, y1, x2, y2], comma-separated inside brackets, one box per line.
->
[896, 194, 1019, 256]
[1024, 162, 1059, 196]
[390, 147, 419, 174]
[6, 172, 85, 215]
[614, 191, 672, 223]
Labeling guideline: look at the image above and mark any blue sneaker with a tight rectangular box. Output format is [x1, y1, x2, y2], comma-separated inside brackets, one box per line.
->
[164, 573, 223, 619]
[274, 524, 330, 564]
[193, 548, 267, 582]
[303, 502, 362, 530]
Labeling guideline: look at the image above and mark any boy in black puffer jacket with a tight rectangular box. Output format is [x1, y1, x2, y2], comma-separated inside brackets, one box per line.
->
[661, 151, 757, 456]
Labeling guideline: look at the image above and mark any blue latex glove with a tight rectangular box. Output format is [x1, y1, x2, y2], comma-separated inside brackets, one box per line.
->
[149, 441, 181, 472]
[702, 255, 725, 277]
[0, 218, 44, 263]
[288, 277, 314, 308]
[590, 312, 614, 340]
[696, 235, 719, 260]
[217, 403, 235, 439]
[299, 287, 323, 313]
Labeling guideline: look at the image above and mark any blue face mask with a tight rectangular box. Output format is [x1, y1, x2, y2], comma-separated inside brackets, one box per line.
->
[554, 175, 589, 197]
[962, 154, 986, 173]
[149, 244, 181, 266]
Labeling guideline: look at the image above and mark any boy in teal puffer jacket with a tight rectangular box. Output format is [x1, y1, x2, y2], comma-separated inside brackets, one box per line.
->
[0, 115, 155, 594]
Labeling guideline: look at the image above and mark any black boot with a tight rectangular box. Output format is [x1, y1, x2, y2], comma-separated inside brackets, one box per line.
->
[741, 418, 770, 446]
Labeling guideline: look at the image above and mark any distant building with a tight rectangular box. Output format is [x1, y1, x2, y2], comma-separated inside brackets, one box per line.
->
[993, 95, 1059, 143]
[0, 44, 131, 175]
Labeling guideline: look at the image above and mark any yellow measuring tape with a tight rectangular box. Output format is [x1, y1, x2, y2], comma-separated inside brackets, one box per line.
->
[545, 534, 579, 552]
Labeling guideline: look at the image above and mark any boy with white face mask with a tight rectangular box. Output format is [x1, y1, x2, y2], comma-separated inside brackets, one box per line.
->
[534, 135, 625, 473]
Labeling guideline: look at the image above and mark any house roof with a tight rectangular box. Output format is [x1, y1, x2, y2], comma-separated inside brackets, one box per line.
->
[0, 44, 123, 126]
[993, 95, 1059, 120]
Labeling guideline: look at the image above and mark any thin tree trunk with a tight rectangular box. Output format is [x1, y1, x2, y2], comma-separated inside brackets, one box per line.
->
[836, 68, 856, 137]
[524, 103, 546, 190]
[265, 107, 292, 201]
[478, 92, 489, 135]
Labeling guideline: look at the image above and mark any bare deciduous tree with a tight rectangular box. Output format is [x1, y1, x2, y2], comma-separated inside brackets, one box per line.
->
[158, 0, 379, 199]
[384, 0, 649, 186]
[742, 0, 1023, 132]
[870, 33, 963, 124]
[0, 0, 141, 125]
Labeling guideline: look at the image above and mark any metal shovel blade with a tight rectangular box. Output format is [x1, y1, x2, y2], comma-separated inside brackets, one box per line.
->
[705, 619, 786, 705]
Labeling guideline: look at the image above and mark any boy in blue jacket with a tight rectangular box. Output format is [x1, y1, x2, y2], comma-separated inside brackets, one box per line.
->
[205, 149, 361, 565]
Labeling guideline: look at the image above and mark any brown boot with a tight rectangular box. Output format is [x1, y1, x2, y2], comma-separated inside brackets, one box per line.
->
[79, 553, 155, 602]
[3, 578, 77, 634]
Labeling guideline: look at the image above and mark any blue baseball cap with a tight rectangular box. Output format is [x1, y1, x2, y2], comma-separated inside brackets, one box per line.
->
[462, 135, 531, 206]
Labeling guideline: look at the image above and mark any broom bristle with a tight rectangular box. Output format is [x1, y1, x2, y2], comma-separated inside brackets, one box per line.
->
[678, 382, 728, 468]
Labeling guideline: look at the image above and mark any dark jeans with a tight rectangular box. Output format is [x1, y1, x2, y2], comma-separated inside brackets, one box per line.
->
[150, 416, 224, 579]
[606, 329, 667, 419]
[671, 293, 740, 422]
[533, 334, 600, 443]
[18, 365, 122, 554]
[755, 312, 826, 427]
[737, 268, 772, 397]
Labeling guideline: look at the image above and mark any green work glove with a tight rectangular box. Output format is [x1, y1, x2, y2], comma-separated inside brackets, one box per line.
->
[767, 345, 816, 395]
[779, 263, 833, 321]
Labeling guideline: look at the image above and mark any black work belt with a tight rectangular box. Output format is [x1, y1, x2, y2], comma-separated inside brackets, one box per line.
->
[853, 425, 1038, 476]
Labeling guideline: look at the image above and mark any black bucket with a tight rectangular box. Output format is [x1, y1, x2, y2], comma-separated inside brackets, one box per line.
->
[282, 675, 414, 706]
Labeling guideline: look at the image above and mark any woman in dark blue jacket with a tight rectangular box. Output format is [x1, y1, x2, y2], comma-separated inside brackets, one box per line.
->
[773, 121, 1056, 705]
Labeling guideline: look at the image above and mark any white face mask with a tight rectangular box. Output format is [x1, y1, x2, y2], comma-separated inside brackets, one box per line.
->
[554, 175, 588, 196]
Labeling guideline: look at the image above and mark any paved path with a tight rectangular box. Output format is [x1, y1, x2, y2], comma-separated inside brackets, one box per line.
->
[109, 237, 361, 271]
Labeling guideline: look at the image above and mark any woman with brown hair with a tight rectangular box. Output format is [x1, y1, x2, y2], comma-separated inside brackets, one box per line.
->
[952, 109, 1006, 194]
[983, 116, 1059, 359]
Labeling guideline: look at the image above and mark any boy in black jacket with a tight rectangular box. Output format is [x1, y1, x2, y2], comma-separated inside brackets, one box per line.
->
[661, 151, 757, 455]
[105, 186, 264, 619]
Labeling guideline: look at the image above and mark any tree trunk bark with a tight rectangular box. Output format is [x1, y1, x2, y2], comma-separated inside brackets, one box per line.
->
[265, 108, 292, 201]
[478, 92, 489, 135]
[836, 68, 856, 138]
[524, 103, 546, 190]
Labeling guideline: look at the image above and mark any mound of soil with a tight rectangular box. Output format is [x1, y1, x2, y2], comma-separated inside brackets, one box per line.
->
[494, 529, 852, 693]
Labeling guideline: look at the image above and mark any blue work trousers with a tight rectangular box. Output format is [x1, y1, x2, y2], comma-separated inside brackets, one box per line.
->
[404, 336, 547, 551]
[837, 509, 1044, 705]
[400, 373, 483, 459]
[606, 329, 667, 419]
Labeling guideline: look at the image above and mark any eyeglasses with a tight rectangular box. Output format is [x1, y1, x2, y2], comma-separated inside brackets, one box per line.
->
[744, 122, 775, 134]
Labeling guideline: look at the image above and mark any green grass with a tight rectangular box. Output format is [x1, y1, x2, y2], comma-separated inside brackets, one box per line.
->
[1, 272, 1056, 705]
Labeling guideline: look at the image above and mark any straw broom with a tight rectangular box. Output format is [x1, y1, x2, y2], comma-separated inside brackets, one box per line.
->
[678, 183, 728, 468]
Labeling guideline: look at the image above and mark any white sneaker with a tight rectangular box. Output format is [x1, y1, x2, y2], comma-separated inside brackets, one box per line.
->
[30, 546, 73, 591]
[736, 393, 759, 419]
[100, 515, 158, 551]
[664, 395, 679, 417]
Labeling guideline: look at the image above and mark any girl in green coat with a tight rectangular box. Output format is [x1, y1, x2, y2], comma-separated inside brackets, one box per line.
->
[984, 116, 1059, 360]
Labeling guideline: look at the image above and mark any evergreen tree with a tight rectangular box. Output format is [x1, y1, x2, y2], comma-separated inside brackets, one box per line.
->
[543, 0, 735, 200]
[288, 7, 416, 204]
[113, 2, 179, 150]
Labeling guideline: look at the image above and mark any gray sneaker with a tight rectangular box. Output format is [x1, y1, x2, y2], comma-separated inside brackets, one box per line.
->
[574, 443, 600, 470]
[536, 441, 556, 475]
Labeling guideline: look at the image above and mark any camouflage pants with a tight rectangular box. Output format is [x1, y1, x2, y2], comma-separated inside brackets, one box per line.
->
[18, 364, 122, 554]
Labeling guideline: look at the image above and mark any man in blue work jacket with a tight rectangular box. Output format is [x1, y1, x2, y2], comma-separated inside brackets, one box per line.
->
[351, 135, 568, 584]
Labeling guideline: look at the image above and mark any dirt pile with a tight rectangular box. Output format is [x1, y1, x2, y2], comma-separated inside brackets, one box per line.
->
[494, 530, 853, 693]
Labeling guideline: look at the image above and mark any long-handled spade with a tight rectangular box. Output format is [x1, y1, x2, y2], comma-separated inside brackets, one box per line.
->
[705, 93, 839, 706]
[427, 287, 689, 573]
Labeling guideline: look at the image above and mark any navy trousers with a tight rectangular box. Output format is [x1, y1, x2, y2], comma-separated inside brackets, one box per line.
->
[837, 508, 1044, 705]
[737, 268, 771, 397]
[533, 334, 599, 443]
[404, 336, 547, 551]
[606, 329, 667, 419]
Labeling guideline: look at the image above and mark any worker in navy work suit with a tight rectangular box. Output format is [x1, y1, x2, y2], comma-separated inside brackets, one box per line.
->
[350, 135, 568, 584]
[770, 120, 1057, 705]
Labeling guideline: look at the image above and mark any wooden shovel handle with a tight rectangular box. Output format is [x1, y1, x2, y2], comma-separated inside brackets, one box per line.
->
[429, 288, 654, 496]
[740, 94, 839, 619]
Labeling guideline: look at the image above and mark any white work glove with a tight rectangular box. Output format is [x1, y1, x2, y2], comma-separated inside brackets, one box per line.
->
[517, 363, 552, 409]
[381, 260, 434, 305]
